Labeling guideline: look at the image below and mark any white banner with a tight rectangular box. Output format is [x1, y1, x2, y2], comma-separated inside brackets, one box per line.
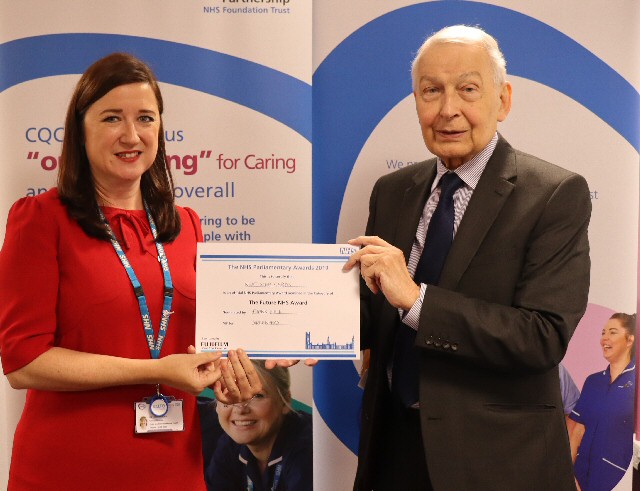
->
[312, 1, 639, 490]
[0, 0, 311, 487]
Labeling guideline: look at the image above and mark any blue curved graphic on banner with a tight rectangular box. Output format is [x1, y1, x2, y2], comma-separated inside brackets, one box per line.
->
[0, 33, 311, 142]
[312, 2, 639, 455]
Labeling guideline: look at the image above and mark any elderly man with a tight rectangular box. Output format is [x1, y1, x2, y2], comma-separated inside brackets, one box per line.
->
[344, 25, 591, 491]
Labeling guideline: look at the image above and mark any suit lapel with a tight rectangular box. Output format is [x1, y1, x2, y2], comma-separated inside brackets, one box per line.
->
[377, 162, 436, 352]
[439, 137, 517, 289]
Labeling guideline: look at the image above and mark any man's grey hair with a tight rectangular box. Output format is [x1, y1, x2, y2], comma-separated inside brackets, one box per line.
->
[411, 25, 507, 91]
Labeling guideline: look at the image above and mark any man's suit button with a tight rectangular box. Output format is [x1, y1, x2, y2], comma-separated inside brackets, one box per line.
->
[451, 343, 458, 351]
[425, 337, 433, 346]
[434, 339, 442, 348]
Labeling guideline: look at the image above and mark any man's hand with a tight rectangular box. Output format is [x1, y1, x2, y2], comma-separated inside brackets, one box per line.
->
[215, 349, 264, 404]
[343, 236, 420, 310]
[264, 359, 318, 369]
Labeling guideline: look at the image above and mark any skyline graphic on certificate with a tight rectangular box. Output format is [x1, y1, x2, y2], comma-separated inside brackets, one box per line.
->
[196, 243, 360, 359]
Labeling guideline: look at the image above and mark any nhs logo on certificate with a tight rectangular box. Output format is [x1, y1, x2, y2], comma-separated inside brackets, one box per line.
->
[196, 243, 360, 359]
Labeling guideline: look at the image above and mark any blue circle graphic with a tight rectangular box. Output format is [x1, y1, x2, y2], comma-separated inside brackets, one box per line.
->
[0, 33, 311, 142]
[312, 2, 639, 455]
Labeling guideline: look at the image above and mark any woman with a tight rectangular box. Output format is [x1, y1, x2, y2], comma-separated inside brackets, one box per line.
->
[569, 313, 637, 491]
[204, 361, 313, 490]
[0, 53, 260, 490]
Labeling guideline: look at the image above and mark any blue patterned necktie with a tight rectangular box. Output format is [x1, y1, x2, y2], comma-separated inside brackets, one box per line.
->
[392, 171, 464, 406]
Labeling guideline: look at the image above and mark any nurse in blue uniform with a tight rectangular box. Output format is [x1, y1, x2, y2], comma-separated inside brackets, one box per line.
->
[569, 313, 636, 491]
[204, 361, 313, 491]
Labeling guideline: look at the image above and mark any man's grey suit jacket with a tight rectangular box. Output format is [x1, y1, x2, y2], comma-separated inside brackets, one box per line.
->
[355, 136, 591, 491]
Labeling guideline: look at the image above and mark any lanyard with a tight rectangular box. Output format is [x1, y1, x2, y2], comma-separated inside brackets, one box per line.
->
[271, 463, 283, 490]
[98, 203, 174, 360]
[245, 463, 283, 491]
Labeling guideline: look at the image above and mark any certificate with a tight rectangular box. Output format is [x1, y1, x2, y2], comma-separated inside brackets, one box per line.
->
[196, 243, 360, 359]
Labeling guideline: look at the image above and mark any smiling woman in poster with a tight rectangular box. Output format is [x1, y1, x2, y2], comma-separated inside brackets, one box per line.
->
[569, 313, 637, 491]
[204, 361, 313, 491]
[0, 52, 261, 490]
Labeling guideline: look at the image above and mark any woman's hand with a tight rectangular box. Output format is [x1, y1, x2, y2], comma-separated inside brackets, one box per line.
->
[158, 347, 223, 396]
[213, 349, 263, 405]
[5, 346, 222, 394]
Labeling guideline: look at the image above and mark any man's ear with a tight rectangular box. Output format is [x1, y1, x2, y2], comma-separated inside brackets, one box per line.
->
[497, 81, 512, 122]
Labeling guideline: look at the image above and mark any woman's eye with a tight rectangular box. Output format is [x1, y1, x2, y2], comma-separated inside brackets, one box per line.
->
[254, 393, 266, 399]
[139, 115, 155, 123]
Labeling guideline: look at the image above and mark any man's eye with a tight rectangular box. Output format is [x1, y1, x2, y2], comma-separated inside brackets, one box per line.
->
[420, 87, 440, 100]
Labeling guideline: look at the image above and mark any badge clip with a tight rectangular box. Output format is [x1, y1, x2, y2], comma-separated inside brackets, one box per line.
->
[144, 384, 175, 417]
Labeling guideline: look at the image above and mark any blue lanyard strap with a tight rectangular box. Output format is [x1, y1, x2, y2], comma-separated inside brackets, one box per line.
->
[98, 202, 174, 359]
[245, 463, 282, 491]
[271, 463, 283, 490]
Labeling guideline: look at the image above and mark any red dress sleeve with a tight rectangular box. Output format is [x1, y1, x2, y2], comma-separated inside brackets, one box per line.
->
[183, 207, 203, 242]
[0, 196, 60, 374]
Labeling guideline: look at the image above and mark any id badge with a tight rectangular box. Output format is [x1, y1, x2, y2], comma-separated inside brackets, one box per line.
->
[134, 398, 184, 434]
